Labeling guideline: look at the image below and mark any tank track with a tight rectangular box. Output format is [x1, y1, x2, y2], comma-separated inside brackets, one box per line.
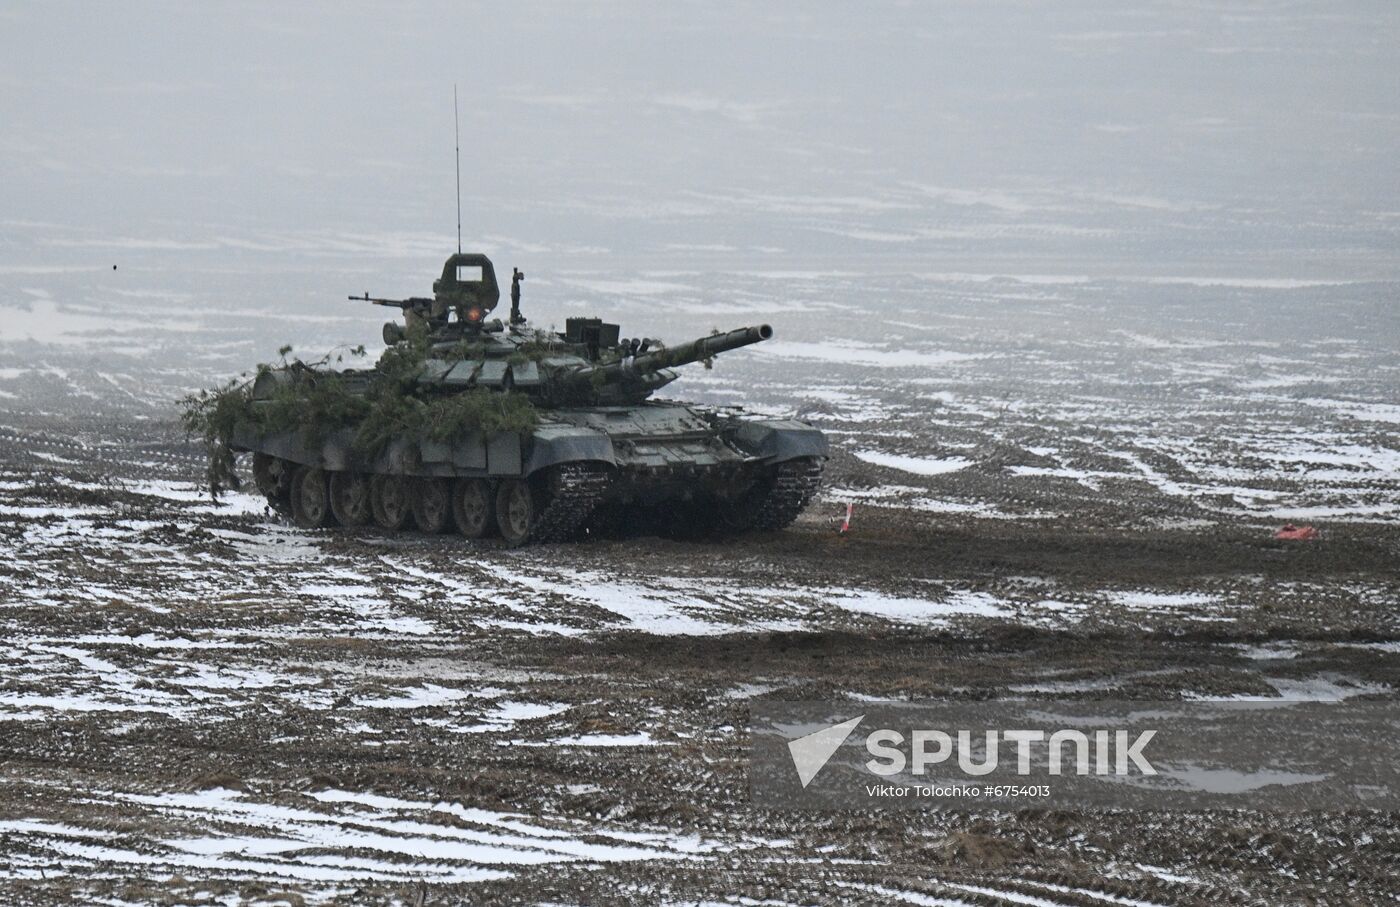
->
[252, 453, 292, 515]
[532, 462, 613, 543]
[750, 456, 824, 530]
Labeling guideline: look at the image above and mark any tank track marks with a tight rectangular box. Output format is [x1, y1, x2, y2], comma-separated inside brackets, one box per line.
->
[751, 455, 824, 530]
[532, 462, 613, 543]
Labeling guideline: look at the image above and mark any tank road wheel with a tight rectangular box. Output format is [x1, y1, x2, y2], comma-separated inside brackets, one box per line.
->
[252, 453, 292, 514]
[412, 478, 453, 534]
[452, 478, 496, 539]
[495, 479, 536, 547]
[290, 466, 334, 529]
[370, 474, 414, 531]
[329, 472, 372, 527]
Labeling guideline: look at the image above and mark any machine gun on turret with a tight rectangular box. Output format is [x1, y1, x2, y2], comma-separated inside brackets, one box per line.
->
[350, 293, 435, 310]
[350, 292, 440, 344]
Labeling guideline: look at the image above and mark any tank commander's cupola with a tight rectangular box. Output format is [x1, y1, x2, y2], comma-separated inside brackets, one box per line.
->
[433, 253, 500, 326]
[359, 253, 511, 344]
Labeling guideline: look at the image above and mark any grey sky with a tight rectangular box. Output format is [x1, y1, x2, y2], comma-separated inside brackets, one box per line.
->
[3, 1, 1398, 275]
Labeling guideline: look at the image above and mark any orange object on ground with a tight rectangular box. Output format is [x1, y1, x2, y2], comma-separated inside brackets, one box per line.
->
[1275, 524, 1319, 540]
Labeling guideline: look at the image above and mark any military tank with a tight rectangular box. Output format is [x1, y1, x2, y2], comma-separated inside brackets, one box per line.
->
[230, 252, 826, 545]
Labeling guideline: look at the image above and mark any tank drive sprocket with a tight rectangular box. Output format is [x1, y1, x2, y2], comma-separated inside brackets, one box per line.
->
[722, 455, 824, 532]
[753, 455, 825, 529]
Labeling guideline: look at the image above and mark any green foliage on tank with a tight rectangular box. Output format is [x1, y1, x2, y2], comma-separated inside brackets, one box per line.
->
[180, 376, 255, 498]
[181, 333, 538, 498]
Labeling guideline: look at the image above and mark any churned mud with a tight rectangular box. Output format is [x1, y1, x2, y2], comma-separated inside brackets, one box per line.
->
[0, 402, 1396, 905]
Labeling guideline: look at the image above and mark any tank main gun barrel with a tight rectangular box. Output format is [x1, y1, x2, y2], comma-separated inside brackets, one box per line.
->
[566, 324, 773, 389]
[628, 324, 773, 374]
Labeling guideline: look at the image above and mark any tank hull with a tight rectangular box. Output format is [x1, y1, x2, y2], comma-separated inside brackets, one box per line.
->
[229, 402, 826, 543]
[231, 402, 824, 478]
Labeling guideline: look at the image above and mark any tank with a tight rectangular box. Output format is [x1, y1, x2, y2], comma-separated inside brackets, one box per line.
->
[228, 252, 827, 545]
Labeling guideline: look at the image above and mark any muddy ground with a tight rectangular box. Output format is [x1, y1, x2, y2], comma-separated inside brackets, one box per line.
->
[0, 400, 1396, 905]
[0, 234, 1397, 905]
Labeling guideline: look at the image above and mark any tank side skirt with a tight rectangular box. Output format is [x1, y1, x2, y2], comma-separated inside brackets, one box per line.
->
[230, 418, 826, 482]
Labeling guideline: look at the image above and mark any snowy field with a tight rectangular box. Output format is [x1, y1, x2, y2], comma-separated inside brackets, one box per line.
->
[2, 1, 1398, 904]
[1, 258, 1396, 902]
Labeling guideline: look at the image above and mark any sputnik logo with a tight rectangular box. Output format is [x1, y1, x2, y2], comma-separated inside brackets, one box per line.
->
[787, 715, 864, 788]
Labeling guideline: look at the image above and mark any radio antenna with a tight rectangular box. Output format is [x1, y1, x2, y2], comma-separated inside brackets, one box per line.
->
[454, 84, 462, 254]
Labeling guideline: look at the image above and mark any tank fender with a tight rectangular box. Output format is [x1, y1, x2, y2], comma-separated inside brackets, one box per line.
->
[728, 419, 828, 463]
[394, 434, 519, 476]
[231, 425, 523, 476]
[523, 424, 616, 476]
[229, 425, 356, 470]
